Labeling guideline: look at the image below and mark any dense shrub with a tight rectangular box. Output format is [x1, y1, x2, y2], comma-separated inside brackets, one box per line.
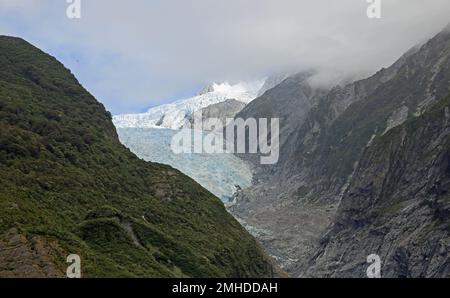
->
[0, 36, 276, 278]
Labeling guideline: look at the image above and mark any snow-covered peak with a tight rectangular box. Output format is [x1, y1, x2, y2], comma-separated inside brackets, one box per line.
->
[113, 80, 264, 129]
[206, 81, 263, 103]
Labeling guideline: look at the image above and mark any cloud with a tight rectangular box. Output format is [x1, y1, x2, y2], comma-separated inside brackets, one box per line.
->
[0, 0, 36, 9]
[1, 0, 450, 114]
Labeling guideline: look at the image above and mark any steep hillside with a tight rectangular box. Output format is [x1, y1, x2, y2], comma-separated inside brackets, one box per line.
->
[305, 95, 450, 277]
[234, 71, 327, 167]
[0, 36, 279, 278]
[294, 29, 450, 199]
[229, 26, 450, 273]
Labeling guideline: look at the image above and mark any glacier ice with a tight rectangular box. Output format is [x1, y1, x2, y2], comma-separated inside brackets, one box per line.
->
[117, 127, 253, 202]
[113, 81, 264, 130]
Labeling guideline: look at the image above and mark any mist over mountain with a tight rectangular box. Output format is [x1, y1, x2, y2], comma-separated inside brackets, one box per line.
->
[2, 1, 450, 114]
[229, 25, 450, 277]
[1, 0, 450, 281]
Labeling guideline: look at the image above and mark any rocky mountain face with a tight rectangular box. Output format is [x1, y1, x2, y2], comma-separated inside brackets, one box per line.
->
[233, 71, 328, 168]
[257, 74, 290, 97]
[190, 98, 246, 130]
[0, 36, 281, 277]
[304, 95, 450, 278]
[229, 26, 450, 276]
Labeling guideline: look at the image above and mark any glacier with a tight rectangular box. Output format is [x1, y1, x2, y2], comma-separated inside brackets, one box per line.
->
[117, 127, 253, 202]
[113, 81, 264, 130]
[113, 80, 265, 202]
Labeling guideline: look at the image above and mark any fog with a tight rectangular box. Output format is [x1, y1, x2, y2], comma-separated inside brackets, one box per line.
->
[1, 0, 449, 113]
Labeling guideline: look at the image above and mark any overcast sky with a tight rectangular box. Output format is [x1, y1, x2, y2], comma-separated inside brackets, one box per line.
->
[1, 0, 450, 114]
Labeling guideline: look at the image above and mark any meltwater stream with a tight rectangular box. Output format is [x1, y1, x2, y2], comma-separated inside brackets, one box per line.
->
[117, 128, 253, 202]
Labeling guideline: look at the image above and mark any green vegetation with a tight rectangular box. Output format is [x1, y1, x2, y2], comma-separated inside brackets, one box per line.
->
[0, 36, 276, 277]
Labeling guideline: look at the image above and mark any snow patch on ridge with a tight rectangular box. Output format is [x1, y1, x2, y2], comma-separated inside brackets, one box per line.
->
[113, 81, 264, 129]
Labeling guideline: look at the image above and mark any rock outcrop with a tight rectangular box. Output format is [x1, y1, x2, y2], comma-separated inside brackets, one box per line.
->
[229, 26, 450, 276]
[305, 96, 450, 277]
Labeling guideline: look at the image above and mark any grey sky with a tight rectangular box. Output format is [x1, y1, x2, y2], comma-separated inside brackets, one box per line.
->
[1, 0, 449, 114]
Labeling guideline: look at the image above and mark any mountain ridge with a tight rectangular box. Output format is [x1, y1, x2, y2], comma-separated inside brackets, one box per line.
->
[304, 94, 450, 277]
[113, 81, 264, 130]
[229, 26, 450, 275]
[0, 35, 281, 278]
